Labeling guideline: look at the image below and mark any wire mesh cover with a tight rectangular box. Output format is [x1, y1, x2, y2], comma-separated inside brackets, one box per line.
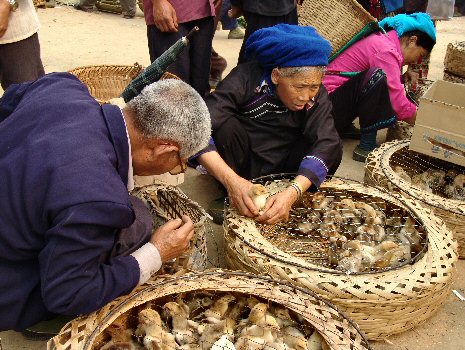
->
[131, 184, 209, 272]
[47, 270, 372, 350]
[298, 0, 375, 56]
[68, 64, 144, 104]
[224, 175, 457, 340]
[365, 139, 465, 257]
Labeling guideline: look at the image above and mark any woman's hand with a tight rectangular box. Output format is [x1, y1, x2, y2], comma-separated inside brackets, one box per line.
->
[224, 175, 258, 218]
[402, 70, 419, 87]
[256, 187, 298, 224]
[153, 0, 178, 32]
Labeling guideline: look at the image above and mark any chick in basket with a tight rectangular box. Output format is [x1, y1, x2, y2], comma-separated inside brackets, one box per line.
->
[192, 24, 342, 225]
[0, 75, 211, 336]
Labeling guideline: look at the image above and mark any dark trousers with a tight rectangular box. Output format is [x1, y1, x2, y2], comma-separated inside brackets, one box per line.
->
[213, 117, 338, 180]
[99, 195, 153, 262]
[147, 16, 215, 96]
[238, 8, 298, 64]
[329, 68, 396, 135]
[0, 33, 45, 90]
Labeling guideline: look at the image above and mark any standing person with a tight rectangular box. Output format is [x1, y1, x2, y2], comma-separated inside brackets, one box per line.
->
[220, 0, 244, 39]
[192, 24, 342, 225]
[0, 0, 44, 90]
[323, 12, 436, 162]
[229, 0, 298, 64]
[143, 0, 216, 96]
[0, 73, 211, 332]
[74, 0, 137, 19]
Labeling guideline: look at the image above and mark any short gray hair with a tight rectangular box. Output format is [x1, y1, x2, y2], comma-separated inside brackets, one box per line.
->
[126, 79, 211, 159]
[277, 66, 326, 77]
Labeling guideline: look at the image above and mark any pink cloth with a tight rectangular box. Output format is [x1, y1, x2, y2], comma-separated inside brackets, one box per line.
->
[143, 0, 215, 26]
[323, 30, 417, 120]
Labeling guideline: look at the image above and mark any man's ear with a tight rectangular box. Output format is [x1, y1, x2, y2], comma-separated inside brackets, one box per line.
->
[148, 141, 177, 161]
[271, 68, 280, 85]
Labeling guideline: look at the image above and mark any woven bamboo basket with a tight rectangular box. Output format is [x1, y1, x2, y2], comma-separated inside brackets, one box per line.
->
[298, 0, 377, 58]
[365, 139, 465, 258]
[47, 270, 372, 350]
[95, 0, 144, 14]
[131, 184, 209, 272]
[443, 42, 465, 79]
[444, 72, 465, 84]
[68, 64, 144, 104]
[385, 120, 413, 142]
[224, 175, 457, 340]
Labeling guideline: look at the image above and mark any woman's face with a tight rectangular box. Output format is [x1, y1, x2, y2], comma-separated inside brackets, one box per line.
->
[401, 35, 429, 66]
[271, 68, 324, 111]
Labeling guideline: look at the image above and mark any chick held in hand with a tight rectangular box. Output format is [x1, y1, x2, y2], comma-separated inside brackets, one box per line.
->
[249, 184, 269, 214]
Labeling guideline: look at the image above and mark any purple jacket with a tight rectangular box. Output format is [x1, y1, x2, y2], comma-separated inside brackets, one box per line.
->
[0, 73, 140, 331]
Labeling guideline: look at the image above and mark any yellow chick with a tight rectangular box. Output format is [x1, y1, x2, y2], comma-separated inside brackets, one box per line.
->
[393, 166, 412, 183]
[250, 184, 269, 213]
[307, 331, 330, 350]
[136, 308, 177, 350]
[282, 326, 308, 350]
[162, 301, 198, 345]
[101, 315, 138, 350]
[204, 294, 236, 323]
[199, 318, 236, 350]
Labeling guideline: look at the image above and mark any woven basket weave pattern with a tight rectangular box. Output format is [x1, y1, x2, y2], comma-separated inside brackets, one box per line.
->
[224, 177, 457, 340]
[365, 140, 465, 258]
[68, 64, 144, 104]
[47, 270, 372, 350]
[131, 184, 209, 271]
[298, 0, 375, 55]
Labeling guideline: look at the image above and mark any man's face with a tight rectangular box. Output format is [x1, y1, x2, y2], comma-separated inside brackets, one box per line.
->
[271, 68, 323, 111]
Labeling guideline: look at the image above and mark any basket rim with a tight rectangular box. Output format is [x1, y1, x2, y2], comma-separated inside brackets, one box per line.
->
[80, 269, 373, 350]
[67, 63, 144, 75]
[226, 174, 430, 276]
[376, 140, 465, 216]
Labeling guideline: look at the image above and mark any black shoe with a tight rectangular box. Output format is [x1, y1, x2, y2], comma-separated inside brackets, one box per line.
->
[340, 123, 361, 140]
[352, 145, 372, 162]
[22, 315, 75, 341]
[73, 3, 94, 12]
[208, 197, 226, 225]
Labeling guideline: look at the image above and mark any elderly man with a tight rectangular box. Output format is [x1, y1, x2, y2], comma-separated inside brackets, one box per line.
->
[0, 73, 211, 332]
[192, 24, 342, 225]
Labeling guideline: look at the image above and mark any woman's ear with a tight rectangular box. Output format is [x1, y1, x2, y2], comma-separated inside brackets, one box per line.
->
[409, 35, 419, 46]
[271, 68, 280, 85]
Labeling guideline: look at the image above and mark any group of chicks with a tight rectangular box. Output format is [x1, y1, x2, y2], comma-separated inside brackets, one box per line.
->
[287, 192, 424, 274]
[97, 293, 329, 350]
[394, 165, 465, 201]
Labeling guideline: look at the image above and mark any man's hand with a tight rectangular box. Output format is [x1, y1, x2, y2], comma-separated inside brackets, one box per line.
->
[0, 0, 11, 39]
[225, 175, 259, 218]
[153, 0, 178, 32]
[228, 5, 242, 18]
[256, 187, 298, 224]
[150, 215, 194, 262]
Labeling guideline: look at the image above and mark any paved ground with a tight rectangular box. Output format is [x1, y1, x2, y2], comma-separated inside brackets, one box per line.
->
[0, 5, 464, 350]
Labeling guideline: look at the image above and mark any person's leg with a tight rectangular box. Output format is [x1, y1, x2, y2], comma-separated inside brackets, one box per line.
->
[188, 17, 215, 96]
[238, 7, 297, 64]
[0, 33, 45, 90]
[120, 0, 136, 18]
[209, 48, 227, 89]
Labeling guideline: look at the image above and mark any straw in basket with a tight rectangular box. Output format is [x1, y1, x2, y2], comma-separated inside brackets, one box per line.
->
[47, 270, 372, 350]
[365, 139, 465, 258]
[224, 175, 457, 340]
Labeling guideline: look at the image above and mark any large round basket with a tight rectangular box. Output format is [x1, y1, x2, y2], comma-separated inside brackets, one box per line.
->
[298, 0, 376, 58]
[68, 64, 144, 104]
[224, 176, 457, 340]
[365, 139, 465, 258]
[131, 184, 209, 272]
[47, 270, 372, 350]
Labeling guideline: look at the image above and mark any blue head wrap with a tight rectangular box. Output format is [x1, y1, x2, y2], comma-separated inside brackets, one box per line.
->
[244, 24, 332, 70]
[379, 12, 436, 43]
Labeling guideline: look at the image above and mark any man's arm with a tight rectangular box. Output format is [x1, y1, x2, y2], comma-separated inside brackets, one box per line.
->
[152, 0, 178, 32]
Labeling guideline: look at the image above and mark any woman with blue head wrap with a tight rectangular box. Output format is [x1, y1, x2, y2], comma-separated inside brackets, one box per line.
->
[191, 24, 342, 225]
[323, 12, 436, 162]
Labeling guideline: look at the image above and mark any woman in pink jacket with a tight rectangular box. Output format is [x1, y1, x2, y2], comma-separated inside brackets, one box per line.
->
[323, 12, 436, 161]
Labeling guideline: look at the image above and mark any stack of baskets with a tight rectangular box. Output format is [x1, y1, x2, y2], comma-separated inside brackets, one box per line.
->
[47, 270, 372, 350]
[298, 0, 377, 60]
[68, 64, 144, 104]
[224, 175, 457, 340]
[365, 139, 465, 258]
[131, 184, 209, 272]
[95, 0, 143, 14]
[443, 41, 465, 84]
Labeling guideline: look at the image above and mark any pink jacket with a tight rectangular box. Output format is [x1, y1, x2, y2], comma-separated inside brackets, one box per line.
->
[143, 0, 215, 26]
[323, 30, 416, 120]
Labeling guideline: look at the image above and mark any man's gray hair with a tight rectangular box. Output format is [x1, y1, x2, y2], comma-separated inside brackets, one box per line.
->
[277, 66, 326, 77]
[126, 79, 211, 159]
